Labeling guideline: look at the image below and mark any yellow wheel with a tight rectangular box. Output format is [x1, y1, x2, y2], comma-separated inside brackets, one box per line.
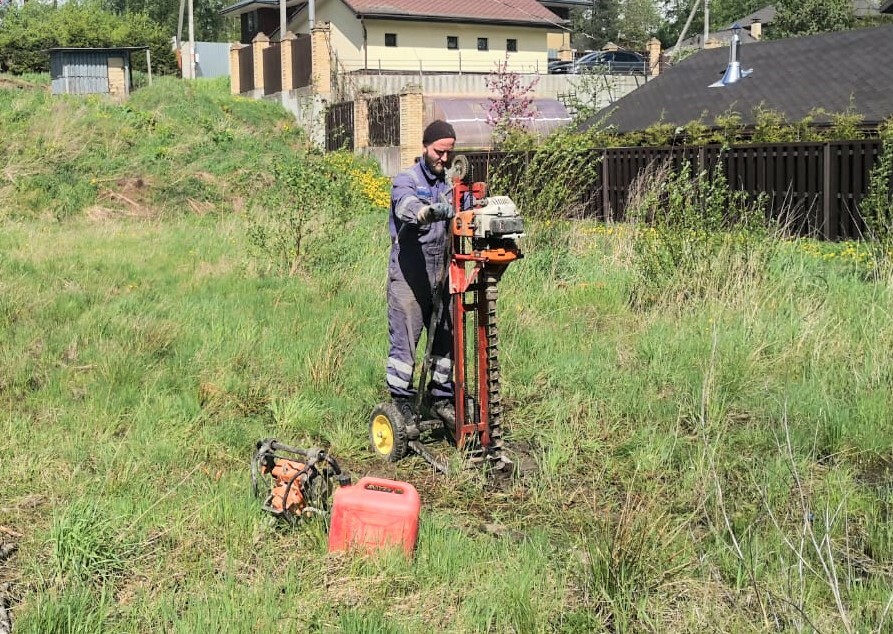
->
[369, 402, 409, 462]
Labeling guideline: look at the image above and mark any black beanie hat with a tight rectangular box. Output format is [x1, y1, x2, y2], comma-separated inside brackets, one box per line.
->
[423, 119, 456, 145]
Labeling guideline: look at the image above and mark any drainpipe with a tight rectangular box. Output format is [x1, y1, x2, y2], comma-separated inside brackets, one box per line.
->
[308, 0, 315, 29]
[361, 16, 367, 71]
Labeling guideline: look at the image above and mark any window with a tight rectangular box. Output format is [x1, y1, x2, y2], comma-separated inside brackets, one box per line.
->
[447, 36, 458, 50]
[385, 33, 397, 47]
[477, 37, 489, 51]
[506, 39, 517, 52]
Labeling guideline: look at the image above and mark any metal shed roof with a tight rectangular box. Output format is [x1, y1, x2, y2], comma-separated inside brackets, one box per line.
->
[47, 47, 149, 53]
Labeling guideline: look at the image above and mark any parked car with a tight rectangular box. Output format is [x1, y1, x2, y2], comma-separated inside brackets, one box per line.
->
[549, 50, 648, 75]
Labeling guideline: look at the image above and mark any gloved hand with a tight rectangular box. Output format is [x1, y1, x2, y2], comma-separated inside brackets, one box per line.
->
[417, 202, 454, 224]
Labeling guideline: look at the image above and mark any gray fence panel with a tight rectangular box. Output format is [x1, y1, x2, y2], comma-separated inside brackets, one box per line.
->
[195, 42, 231, 78]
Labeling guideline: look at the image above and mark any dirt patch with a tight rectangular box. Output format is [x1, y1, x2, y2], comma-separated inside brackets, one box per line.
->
[856, 454, 893, 488]
[90, 177, 158, 220]
[0, 76, 39, 91]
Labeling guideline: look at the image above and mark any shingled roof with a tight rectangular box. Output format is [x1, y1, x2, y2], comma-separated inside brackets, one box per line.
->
[341, 0, 562, 26]
[583, 25, 893, 134]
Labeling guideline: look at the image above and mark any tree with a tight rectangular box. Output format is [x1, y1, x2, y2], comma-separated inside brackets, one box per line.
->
[572, 0, 620, 51]
[616, 0, 661, 49]
[485, 57, 539, 148]
[103, 0, 237, 42]
[772, 0, 854, 38]
[656, 0, 769, 47]
[0, 1, 176, 74]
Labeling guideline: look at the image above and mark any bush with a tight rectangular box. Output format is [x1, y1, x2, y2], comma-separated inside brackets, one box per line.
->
[0, 1, 176, 75]
[246, 151, 388, 275]
[491, 127, 608, 221]
[627, 159, 774, 308]
[861, 119, 893, 272]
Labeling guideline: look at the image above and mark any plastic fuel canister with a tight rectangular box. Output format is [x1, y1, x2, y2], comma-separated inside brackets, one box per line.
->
[328, 477, 420, 557]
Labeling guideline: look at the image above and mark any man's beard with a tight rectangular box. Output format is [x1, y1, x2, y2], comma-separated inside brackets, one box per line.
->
[425, 153, 447, 175]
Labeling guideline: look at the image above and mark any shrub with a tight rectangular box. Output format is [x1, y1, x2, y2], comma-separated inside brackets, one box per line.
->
[861, 119, 893, 272]
[490, 127, 605, 220]
[627, 159, 774, 308]
[246, 151, 386, 275]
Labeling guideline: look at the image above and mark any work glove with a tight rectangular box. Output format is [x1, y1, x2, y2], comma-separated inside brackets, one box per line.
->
[417, 202, 454, 224]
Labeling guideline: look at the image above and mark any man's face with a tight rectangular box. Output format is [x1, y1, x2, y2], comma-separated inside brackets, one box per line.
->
[423, 138, 455, 175]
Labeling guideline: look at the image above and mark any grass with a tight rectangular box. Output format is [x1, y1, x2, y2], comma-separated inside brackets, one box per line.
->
[1, 75, 893, 632]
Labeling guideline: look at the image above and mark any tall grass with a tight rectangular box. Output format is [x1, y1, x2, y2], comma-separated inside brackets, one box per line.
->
[2, 75, 893, 632]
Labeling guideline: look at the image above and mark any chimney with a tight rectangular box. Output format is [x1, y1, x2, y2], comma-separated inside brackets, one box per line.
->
[710, 25, 752, 87]
[750, 18, 762, 40]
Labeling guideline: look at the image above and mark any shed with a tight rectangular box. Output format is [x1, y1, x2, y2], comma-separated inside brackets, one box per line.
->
[48, 47, 149, 99]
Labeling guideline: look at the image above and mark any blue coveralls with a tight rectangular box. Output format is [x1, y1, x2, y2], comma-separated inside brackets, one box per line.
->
[386, 158, 456, 401]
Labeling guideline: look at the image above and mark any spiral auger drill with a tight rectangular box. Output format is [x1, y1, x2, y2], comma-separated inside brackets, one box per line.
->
[369, 156, 524, 475]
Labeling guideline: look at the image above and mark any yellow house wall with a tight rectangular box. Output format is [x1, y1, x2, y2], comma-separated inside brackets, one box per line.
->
[361, 21, 549, 73]
[290, 2, 550, 74]
[290, 0, 365, 65]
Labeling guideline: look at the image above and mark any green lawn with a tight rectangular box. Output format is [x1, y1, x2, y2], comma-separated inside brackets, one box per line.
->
[1, 212, 891, 632]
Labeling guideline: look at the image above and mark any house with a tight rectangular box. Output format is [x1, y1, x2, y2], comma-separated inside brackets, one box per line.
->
[222, 0, 572, 73]
[582, 24, 893, 134]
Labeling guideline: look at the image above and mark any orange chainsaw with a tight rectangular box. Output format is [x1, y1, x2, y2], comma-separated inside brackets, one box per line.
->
[251, 438, 351, 523]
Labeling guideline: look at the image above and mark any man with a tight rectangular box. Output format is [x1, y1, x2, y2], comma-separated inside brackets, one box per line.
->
[385, 120, 462, 431]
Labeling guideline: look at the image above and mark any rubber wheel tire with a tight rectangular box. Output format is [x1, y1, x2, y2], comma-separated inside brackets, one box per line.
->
[369, 402, 409, 462]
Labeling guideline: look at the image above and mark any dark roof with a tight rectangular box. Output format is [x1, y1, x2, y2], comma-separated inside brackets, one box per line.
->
[584, 25, 893, 133]
[730, 5, 776, 28]
[676, 28, 759, 51]
[220, 0, 302, 17]
[881, 0, 893, 13]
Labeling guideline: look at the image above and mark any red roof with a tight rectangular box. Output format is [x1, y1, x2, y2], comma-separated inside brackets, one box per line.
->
[342, 0, 562, 26]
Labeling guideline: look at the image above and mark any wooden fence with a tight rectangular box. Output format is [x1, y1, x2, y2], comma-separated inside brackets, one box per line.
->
[326, 100, 354, 151]
[368, 95, 400, 146]
[292, 34, 312, 89]
[238, 45, 254, 93]
[464, 140, 888, 240]
[262, 43, 281, 95]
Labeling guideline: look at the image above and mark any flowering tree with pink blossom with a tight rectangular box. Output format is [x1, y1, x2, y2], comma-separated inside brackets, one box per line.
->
[485, 56, 539, 147]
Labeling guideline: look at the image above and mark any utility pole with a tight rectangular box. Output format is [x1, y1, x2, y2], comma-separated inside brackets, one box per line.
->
[177, 0, 186, 49]
[280, 0, 286, 41]
[702, 0, 710, 48]
[674, 0, 700, 51]
[186, 0, 195, 79]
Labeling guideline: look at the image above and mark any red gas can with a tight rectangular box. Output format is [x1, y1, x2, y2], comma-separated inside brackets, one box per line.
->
[328, 477, 421, 557]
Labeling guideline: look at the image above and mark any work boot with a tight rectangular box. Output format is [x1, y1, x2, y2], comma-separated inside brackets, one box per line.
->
[392, 397, 416, 424]
[429, 398, 456, 435]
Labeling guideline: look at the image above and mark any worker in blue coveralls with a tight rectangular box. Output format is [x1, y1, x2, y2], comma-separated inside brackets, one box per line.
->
[386, 120, 465, 432]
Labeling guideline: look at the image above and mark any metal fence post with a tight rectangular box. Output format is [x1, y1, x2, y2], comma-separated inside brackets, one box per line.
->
[823, 142, 836, 240]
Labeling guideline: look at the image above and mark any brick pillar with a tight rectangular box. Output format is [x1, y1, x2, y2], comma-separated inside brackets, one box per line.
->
[252, 32, 270, 93]
[647, 37, 661, 77]
[280, 31, 296, 92]
[354, 95, 370, 149]
[229, 43, 246, 94]
[311, 25, 332, 96]
[399, 86, 424, 170]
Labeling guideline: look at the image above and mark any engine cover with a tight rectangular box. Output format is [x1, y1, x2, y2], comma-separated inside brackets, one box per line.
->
[474, 196, 524, 240]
